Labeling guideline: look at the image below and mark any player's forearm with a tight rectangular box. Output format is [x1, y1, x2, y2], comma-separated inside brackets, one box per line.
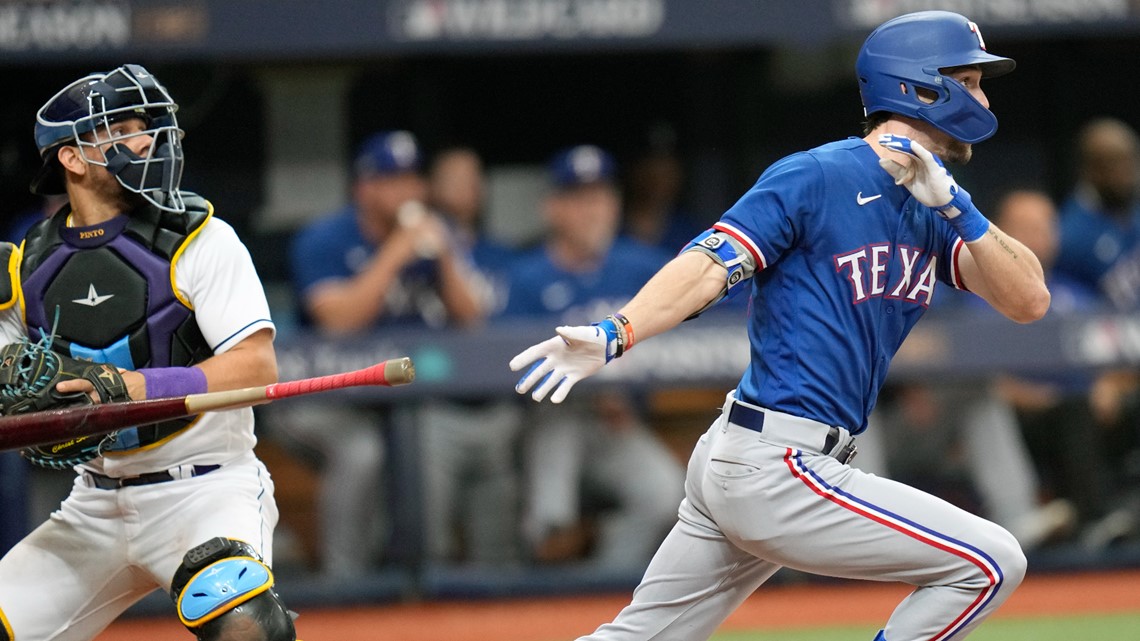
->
[306, 254, 407, 332]
[306, 284, 387, 333]
[618, 252, 728, 344]
[195, 328, 278, 391]
[965, 225, 1050, 323]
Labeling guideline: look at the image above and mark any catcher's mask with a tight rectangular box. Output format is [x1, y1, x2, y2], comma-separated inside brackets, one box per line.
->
[32, 63, 186, 213]
[856, 10, 1015, 144]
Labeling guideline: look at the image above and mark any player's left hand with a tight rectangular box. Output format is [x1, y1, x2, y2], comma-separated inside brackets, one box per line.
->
[877, 134, 973, 219]
[509, 325, 609, 403]
[55, 369, 145, 402]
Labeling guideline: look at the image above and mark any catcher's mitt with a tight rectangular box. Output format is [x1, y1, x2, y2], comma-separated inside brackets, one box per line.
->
[0, 339, 131, 469]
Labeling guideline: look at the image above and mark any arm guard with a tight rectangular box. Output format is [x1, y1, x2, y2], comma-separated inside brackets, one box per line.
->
[681, 229, 757, 316]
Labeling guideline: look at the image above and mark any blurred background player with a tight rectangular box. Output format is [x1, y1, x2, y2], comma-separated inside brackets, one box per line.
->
[1056, 117, 1140, 310]
[428, 145, 517, 315]
[621, 140, 705, 255]
[985, 189, 1132, 546]
[415, 145, 524, 566]
[1053, 118, 1140, 544]
[274, 130, 485, 576]
[502, 144, 683, 571]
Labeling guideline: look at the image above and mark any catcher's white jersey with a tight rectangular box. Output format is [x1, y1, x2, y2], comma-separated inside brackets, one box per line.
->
[0, 216, 275, 476]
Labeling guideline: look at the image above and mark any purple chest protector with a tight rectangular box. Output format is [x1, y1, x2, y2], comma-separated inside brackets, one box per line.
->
[19, 196, 214, 450]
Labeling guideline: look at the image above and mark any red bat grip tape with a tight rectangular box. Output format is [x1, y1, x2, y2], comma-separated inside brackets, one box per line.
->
[264, 362, 390, 400]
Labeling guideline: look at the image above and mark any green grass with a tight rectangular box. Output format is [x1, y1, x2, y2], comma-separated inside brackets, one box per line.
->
[709, 612, 1140, 641]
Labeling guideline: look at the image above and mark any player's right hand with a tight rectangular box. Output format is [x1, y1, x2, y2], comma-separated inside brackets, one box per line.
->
[509, 325, 608, 403]
[389, 200, 449, 260]
[878, 134, 990, 243]
[876, 134, 972, 218]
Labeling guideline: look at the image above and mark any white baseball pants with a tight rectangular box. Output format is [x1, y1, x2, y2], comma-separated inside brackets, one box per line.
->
[579, 396, 1026, 641]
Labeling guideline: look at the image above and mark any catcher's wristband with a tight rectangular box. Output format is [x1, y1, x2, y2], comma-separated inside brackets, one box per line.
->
[139, 366, 207, 399]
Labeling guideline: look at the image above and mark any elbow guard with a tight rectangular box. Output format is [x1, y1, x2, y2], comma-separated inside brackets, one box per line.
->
[681, 229, 757, 315]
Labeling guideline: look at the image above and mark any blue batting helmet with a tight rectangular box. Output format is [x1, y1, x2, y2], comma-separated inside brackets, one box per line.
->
[32, 64, 186, 212]
[856, 11, 1015, 144]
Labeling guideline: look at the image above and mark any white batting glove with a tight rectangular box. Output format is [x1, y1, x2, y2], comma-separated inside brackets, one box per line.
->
[877, 134, 989, 242]
[509, 325, 609, 403]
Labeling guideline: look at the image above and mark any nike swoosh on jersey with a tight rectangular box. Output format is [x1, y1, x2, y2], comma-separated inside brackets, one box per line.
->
[856, 192, 883, 205]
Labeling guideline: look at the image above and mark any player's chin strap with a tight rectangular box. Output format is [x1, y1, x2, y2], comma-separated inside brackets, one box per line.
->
[169, 537, 298, 641]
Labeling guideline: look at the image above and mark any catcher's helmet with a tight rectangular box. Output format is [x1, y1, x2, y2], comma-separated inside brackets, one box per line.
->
[32, 64, 185, 213]
[856, 11, 1015, 144]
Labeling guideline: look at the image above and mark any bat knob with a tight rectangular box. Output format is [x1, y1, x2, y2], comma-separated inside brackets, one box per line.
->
[385, 357, 415, 386]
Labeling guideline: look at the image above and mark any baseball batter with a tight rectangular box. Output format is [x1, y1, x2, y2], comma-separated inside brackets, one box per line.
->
[0, 66, 295, 641]
[510, 12, 1047, 641]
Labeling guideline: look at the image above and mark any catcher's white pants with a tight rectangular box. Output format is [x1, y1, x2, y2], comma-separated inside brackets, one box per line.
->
[579, 397, 1026, 641]
[0, 452, 278, 641]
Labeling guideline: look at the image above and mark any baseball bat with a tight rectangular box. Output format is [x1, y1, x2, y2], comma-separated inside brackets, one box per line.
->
[0, 357, 415, 452]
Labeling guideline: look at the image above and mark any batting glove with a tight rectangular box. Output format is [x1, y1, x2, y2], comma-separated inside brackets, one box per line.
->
[509, 324, 616, 403]
[877, 134, 989, 242]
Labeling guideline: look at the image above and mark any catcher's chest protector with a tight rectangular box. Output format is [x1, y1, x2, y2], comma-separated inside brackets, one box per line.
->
[19, 195, 215, 451]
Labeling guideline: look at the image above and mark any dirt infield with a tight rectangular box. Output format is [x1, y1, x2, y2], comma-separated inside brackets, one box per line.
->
[97, 569, 1140, 641]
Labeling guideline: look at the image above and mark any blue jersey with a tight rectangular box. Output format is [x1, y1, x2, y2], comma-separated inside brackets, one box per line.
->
[503, 237, 670, 323]
[1055, 192, 1140, 310]
[290, 205, 445, 327]
[720, 138, 965, 433]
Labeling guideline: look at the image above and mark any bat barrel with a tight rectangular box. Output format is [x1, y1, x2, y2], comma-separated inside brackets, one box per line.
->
[0, 397, 189, 450]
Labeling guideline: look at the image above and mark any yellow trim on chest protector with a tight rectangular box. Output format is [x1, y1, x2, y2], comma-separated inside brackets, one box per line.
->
[0, 243, 21, 312]
[0, 603, 14, 641]
[170, 199, 215, 311]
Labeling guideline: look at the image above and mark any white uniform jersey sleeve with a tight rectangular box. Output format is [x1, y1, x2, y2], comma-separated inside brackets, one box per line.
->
[175, 217, 275, 352]
[0, 304, 25, 346]
[96, 216, 275, 476]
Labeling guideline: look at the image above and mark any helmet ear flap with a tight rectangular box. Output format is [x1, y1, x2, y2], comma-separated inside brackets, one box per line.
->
[855, 10, 1013, 143]
[916, 75, 998, 144]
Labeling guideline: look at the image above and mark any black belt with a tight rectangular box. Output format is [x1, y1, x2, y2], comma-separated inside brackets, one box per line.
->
[727, 402, 857, 464]
[86, 464, 221, 490]
[727, 402, 767, 432]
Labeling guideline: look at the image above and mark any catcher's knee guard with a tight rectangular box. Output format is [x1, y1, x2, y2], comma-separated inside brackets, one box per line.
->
[170, 537, 296, 641]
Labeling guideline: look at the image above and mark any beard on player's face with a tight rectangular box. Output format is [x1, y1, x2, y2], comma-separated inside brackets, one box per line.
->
[930, 137, 973, 165]
[882, 115, 972, 165]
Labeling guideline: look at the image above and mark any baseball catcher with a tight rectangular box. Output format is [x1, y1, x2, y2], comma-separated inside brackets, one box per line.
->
[0, 63, 291, 641]
[0, 332, 130, 469]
